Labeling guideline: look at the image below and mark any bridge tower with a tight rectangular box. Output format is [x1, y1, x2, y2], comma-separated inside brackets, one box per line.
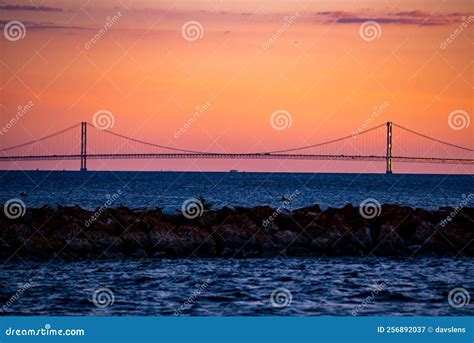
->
[386, 121, 393, 174]
[80, 122, 87, 171]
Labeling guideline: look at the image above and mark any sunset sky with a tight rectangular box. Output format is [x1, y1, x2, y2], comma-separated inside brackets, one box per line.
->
[0, 0, 472, 173]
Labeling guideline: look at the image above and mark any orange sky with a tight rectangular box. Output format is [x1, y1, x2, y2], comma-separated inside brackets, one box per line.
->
[0, 0, 472, 173]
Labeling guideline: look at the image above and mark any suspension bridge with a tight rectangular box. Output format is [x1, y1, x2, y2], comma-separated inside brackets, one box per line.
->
[0, 121, 472, 173]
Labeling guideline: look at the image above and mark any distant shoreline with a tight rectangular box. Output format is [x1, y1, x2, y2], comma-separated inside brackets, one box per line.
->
[1, 203, 472, 260]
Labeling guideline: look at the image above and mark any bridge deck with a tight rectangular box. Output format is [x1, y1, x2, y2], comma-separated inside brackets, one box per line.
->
[0, 153, 472, 164]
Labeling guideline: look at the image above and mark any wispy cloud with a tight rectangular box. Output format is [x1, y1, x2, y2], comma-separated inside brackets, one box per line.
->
[0, 20, 88, 31]
[391, 10, 430, 17]
[0, 4, 63, 12]
[0, 6, 470, 34]
[316, 10, 472, 26]
[336, 17, 446, 26]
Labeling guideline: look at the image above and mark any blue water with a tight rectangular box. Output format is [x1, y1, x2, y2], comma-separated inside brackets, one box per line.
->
[0, 257, 472, 316]
[0, 171, 472, 211]
[0, 171, 472, 316]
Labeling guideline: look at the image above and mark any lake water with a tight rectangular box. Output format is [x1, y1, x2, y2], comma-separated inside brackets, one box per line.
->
[0, 171, 472, 211]
[0, 257, 472, 316]
[0, 171, 472, 316]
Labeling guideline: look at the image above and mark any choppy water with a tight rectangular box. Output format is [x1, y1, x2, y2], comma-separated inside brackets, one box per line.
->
[0, 172, 472, 316]
[0, 257, 472, 316]
[0, 171, 472, 211]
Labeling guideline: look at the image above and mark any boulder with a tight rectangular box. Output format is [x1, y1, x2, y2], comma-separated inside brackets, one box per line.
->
[0, 203, 472, 259]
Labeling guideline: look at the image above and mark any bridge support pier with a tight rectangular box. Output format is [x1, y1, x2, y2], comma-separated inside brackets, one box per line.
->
[80, 122, 87, 171]
[386, 121, 393, 174]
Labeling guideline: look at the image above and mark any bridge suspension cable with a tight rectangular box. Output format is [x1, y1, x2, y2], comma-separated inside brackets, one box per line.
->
[262, 123, 386, 154]
[0, 121, 472, 172]
[393, 123, 473, 152]
[0, 123, 80, 153]
[90, 123, 209, 154]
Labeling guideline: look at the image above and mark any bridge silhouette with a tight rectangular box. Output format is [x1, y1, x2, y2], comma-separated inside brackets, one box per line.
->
[0, 121, 472, 173]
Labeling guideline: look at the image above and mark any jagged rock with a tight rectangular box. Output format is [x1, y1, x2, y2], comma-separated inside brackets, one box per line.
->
[129, 248, 147, 258]
[353, 226, 373, 251]
[212, 213, 262, 254]
[52, 223, 84, 241]
[85, 230, 123, 253]
[122, 230, 150, 252]
[149, 224, 181, 257]
[372, 224, 410, 256]
[272, 230, 311, 255]
[311, 229, 340, 254]
[0, 203, 472, 259]
[175, 225, 216, 257]
[412, 221, 436, 245]
[66, 237, 94, 254]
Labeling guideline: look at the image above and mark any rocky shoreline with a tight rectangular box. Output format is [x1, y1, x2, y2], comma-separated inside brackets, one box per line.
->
[0, 204, 472, 259]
